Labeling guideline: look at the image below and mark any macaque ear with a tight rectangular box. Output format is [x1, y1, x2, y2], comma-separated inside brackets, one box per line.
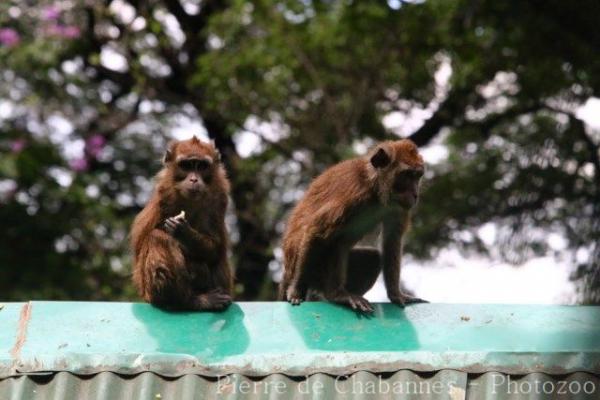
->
[370, 147, 391, 168]
[207, 139, 221, 163]
[163, 141, 177, 164]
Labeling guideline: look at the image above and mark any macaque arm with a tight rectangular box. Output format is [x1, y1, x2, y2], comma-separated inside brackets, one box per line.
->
[285, 235, 313, 304]
[382, 217, 405, 299]
[131, 202, 161, 257]
[176, 224, 222, 263]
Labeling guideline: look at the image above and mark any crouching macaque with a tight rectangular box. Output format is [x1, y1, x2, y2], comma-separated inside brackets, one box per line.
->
[280, 139, 426, 313]
[131, 137, 233, 311]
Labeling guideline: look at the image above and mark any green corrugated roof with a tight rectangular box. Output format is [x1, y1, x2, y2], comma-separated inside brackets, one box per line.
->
[1, 302, 599, 378]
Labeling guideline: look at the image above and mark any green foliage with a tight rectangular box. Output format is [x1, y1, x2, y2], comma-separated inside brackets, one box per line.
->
[0, 0, 599, 302]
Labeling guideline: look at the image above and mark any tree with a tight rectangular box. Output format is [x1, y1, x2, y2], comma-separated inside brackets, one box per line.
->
[0, 0, 598, 302]
[195, 0, 600, 302]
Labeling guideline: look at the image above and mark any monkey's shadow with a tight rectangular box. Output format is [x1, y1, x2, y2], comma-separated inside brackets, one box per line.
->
[131, 303, 249, 361]
[287, 302, 421, 352]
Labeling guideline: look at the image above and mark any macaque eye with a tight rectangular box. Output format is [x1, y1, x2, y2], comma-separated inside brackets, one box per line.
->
[196, 159, 210, 171]
[393, 176, 409, 191]
[178, 159, 211, 171]
[399, 169, 423, 180]
[178, 160, 194, 171]
[411, 169, 424, 179]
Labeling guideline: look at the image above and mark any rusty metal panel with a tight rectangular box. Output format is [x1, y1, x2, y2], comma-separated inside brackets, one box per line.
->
[0, 302, 25, 369]
[1, 301, 600, 378]
[0, 370, 469, 400]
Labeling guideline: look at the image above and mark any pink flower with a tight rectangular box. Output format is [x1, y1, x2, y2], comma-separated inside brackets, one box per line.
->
[46, 24, 80, 39]
[85, 134, 106, 158]
[61, 26, 80, 39]
[41, 5, 61, 21]
[10, 139, 27, 153]
[69, 158, 89, 172]
[46, 25, 61, 36]
[0, 28, 20, 47]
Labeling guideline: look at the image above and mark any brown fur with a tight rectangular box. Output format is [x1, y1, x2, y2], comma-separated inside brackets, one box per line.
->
[131, 137, 233, 311]
[280, 139, 425, 312]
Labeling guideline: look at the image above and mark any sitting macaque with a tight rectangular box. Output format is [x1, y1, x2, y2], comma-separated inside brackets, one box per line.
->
[131, 137, 233, 311]
[280, 139, 426, 313]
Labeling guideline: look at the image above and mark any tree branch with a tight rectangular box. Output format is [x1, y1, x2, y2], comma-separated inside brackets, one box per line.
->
[406, 84, 474, 146]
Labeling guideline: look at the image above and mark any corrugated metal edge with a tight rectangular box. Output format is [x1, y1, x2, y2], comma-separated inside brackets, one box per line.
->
[7, 351, 600, 378]
[1, 370, 470, 400]
[3, 370, 600, 399]
[467, 371, 600, 399]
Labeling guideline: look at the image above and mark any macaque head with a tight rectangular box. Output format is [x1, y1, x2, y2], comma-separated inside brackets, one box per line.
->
[369, 139, 424, 209]
[163, 137, 221, 199]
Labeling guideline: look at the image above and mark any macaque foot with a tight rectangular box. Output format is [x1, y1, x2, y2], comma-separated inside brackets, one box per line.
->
[389, 293, 428, 307]
[306, 289, 326, 301]
[333, 292, 374, 313]
[194, 289, 232, 311]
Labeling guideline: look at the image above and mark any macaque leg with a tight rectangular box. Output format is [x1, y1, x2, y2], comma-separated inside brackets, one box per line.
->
[346, 247, 382, 296]
[187, 261, 232, 311]
[325, 246, 374, 313]
[306, 248, 380, 301]
[144, 230, 231, 311]
[143, 230, 194, 309]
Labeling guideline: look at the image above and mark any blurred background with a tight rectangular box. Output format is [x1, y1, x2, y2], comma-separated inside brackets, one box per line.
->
[1, 0, 598, 304]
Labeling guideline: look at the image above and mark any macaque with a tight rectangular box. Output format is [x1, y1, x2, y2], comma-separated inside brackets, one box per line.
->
[280, 139, 425, 313]
[131, 137, 233, 311]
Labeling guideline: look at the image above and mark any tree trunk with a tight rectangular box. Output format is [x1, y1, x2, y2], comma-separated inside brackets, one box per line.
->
[203, 116, 275, 300]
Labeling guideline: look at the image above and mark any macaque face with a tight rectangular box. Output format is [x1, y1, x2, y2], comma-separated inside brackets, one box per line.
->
[163, 137, 221, 199]
[369, 139, 424, 209]
[391, 167, 423, 209]
[174, 155, 214, 198]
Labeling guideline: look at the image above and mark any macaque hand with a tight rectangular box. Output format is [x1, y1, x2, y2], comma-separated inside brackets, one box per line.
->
[164, 211, 191, 237]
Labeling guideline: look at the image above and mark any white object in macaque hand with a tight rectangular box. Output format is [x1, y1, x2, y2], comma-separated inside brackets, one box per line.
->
[174, 210, 186, 220]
